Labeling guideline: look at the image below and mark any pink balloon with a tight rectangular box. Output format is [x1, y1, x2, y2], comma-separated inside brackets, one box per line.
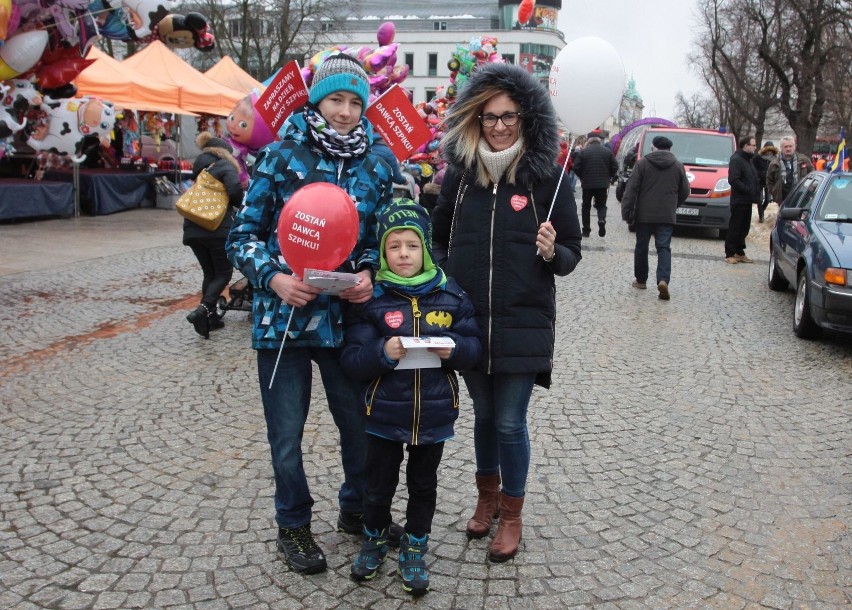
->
[377, 21, 395, 46]
[277, 183, 360, 278]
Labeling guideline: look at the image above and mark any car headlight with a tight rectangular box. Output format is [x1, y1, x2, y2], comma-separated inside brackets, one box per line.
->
[710, 178, 731, 197]
[824, 268, 849, 286]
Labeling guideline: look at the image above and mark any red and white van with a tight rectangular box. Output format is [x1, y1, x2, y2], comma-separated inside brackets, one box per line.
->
[637, 127, 737, 237]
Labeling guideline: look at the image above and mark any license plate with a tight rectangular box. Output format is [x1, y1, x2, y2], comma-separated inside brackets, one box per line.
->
[676, 207, 699, 216]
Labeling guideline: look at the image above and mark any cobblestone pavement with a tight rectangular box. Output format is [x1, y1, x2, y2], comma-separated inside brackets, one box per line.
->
[1, 201, 850, 609]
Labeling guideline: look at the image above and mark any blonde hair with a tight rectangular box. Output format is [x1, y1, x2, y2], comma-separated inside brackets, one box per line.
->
[443, 86, 526, 188]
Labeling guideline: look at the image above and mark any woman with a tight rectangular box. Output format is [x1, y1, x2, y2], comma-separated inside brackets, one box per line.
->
[431, 63, 582, 562]
[183, 131, 244, 339]
[226, 53, 395, 575]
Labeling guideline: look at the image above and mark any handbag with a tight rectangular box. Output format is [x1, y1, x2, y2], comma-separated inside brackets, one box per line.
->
[175, 166, 229, 231]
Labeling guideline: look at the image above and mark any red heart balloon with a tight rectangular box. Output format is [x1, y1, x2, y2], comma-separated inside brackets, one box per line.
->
[277, 183, 360, 278]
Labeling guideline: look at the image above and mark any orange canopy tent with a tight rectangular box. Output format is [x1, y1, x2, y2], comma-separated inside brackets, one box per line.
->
[204, 56, 264, 94]
[120, 41, 244, 116]
[74, 47, 190, 115]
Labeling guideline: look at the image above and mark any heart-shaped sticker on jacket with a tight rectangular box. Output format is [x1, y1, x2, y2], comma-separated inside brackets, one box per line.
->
[384, 311, 404, 329]
[510, 195, 528, 211]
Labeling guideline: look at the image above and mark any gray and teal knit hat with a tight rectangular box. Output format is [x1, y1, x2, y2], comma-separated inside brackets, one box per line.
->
[308, 53, 370, 110]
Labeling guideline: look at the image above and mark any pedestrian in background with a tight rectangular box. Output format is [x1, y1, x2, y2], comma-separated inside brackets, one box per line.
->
[620, 135, 689, 300]
[183, 131, 244, 339]
[431, 62, 582, 563]
[725, 135, 761, 264]
[572, 135, 618, 237]
[754, 141, 778, 222]
[226, 53, 394, 575]
[767, 135, 814, 205]
[342, 199, 481, 595]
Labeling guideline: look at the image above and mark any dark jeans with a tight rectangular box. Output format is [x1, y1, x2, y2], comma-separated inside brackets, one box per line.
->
[725, 204, 753, 257]
[363, 435, 444, 538]
[186, 237, 233, 309]
[758, 186, 771, 217]
[581, 187, 609, 230]
[634, 223, 674, 284]
[257, 348, 367, 529]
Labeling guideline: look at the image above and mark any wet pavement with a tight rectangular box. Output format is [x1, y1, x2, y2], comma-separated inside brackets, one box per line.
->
[0, 200, 850, 609]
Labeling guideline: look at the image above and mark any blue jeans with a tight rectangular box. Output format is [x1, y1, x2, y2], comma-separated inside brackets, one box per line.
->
[634, 222, 673, 284]
[257, 348, 367, 529]
[461, 371, 536, 498]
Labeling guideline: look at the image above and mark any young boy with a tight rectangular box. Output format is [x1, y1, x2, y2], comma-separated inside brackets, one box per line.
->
[341, 198, 482, 595]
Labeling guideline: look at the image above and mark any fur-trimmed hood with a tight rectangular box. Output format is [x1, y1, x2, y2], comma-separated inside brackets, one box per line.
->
[441, 63, 559, 188]
[200, 144, 241, 174]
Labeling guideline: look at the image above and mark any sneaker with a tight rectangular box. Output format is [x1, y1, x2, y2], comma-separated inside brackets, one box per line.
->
[657, 280, 670, 300]
[277, 525, 327, 574]
[582, 228, 591, 238]
[724, 256, 739, 264]
[338, 512, 403, 548]
[631, 279, 647, 289]
[598, 222, 606, 237]
[734, 254, 754, 263]
[350, 527, 388, 581]
[397, 533, 430, 596]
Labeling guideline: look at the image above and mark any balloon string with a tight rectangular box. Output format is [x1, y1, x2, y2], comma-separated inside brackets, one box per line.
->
[268, 307, 296, 390]
[537, 135, 575, 257]
[546, 135, 575, 221]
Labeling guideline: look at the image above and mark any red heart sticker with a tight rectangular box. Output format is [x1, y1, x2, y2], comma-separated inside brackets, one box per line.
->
[384, 311, 404, 329]
[510, 195, 528, 211]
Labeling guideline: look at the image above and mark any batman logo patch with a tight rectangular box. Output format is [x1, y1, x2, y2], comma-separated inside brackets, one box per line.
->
[425, 310, 452, 328]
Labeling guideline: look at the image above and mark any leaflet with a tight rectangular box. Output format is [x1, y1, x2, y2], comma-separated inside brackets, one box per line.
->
[303, 269, 361, 294]
[396, 336, 455, 370]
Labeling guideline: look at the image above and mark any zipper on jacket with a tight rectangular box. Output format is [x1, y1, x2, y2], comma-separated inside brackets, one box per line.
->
[487, 182, 498, 374]
[365, 377, 381, 416]
[447, 373, 459, 409]
[410, 296, 422, 444]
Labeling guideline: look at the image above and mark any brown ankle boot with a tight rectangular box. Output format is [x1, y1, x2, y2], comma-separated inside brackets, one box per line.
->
[466, 473, 501, 539]
[488, 492, 524, 562]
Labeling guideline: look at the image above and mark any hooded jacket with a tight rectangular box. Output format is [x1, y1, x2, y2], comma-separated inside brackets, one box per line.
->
[431, 63, 583, 388]
[620, 150, 689, 225]
[226, 111, 393, 350]
[341, 199, 482, 445]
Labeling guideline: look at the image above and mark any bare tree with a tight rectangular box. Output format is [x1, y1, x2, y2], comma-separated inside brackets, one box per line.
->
[180, 0, 360, 80]
[674, 92, 720, 129]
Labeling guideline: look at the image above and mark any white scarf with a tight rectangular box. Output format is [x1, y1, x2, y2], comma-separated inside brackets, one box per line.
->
[477, 136, 524, 184]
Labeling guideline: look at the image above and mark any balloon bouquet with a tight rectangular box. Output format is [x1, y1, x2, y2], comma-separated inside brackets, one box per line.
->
[406, 35, 503, 184]
[0, 0, 217, 162]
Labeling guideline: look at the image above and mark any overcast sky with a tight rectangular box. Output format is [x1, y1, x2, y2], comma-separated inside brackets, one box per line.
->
[557, 0, 705, 122]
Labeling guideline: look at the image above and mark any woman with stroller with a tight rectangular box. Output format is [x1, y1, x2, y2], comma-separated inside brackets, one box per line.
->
[183, 131, 245, 338]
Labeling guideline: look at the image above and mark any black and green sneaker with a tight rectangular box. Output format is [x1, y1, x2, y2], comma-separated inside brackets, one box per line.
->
[350, 527, 388, 581]
[338, 511, 403, 548]
[397, 533, 430, 596]
[277, 525, 327, 574]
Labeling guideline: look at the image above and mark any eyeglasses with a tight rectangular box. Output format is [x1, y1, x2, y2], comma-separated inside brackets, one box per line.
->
[478, 112, 521, 127]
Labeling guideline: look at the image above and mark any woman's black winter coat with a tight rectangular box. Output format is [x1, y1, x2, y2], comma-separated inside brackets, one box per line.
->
[182, 145, 245, 242]
[432, 63, 583, 388]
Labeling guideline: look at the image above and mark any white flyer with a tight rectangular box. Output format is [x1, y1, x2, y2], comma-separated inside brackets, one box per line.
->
[396, 336, 456, 370]
[302, 268, 361, 294]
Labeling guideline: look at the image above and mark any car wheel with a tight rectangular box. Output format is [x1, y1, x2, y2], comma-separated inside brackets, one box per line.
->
[767, 244, 789, 291]
[793, 270, 820, 339]
[216, 295, 228, 318]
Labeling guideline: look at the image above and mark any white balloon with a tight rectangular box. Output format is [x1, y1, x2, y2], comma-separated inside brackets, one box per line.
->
[549, 37, 626, 135]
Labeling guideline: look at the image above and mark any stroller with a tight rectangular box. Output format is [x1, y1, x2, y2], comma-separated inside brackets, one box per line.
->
[216, 276, 253, 318]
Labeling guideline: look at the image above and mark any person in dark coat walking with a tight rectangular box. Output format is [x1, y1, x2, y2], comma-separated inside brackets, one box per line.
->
[620, 136, 689, 300]
[725, 135, 761, 264]
[572, 136, 618, 237]
[342, 198, 481, 594]
[183, 131, 244, 338]
[431, 63, 582, 563]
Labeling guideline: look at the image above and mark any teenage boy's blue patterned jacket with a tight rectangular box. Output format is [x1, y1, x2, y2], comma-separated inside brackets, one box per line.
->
[226, 113, 393, 349]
